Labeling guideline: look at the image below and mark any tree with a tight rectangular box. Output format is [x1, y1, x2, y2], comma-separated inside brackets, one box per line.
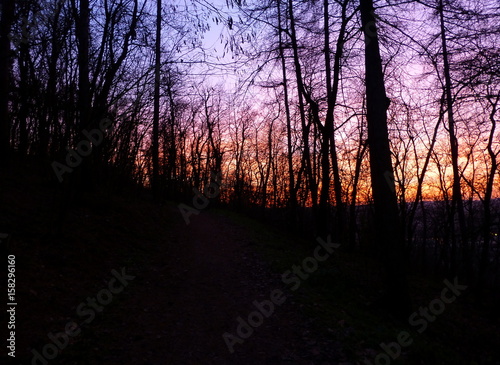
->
[152, 0, 161, 199]
[71, 0, 90, 132]
[360, 0, 411, 319]
[437, 0, 468, 276]
[287, 0, 319, 226]
[276, 0, 297, 224]
[0, 0, 15, 165]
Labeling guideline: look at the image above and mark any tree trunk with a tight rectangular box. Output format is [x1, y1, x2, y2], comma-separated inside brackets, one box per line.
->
[17, 39, 29, 157]
[152, 0, 161, 199]
[0, 0, 15, 165]
[323, 0, 349, 242]
[288, 0, 318, 228]
[438, 0, 468, 277]
[360, 0, 411, 319]
[74, 0, 90, 131]
[349, 137, 368, 250]
[277, 0, 297, 225]
[478, 96, 499, 295]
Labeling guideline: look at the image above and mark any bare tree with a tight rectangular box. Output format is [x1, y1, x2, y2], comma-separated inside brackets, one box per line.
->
[360, 0, 411, 319]
[0, 0, 15, 165]
[152, 0, 161, 199]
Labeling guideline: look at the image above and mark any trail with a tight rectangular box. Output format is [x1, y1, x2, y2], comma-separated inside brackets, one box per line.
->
[100, 206, 345, 364]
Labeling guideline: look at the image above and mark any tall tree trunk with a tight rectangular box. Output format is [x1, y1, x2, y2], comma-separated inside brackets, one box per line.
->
[152, 0, 161, 199]
[478, 96, 499, 294]
[262, 118, 275, 210]
[73, 0, 90, 132]
[438, 0, 467, 277]
[70, 0, 91, 192]
[288, 0, 318, 226]
[318, 0, 334, 238]
[323, 0, 349, 241]
[166, 80, 177, 198]
[277, 0, 297, 225]
[349, 138, 368, 250]
[17, 39, 29, 157]
[360, 0, 411, 319]
[0, 0, 15, 165]
[407, 100, 443, 248]
[44, 2, 64, 158]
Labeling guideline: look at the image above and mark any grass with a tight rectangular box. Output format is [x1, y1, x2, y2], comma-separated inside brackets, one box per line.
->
[212, 207, 500, 365]
[2, 158, 498, 364]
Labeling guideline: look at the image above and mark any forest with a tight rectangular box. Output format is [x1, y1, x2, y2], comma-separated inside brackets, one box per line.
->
[0, 0, 499, 364]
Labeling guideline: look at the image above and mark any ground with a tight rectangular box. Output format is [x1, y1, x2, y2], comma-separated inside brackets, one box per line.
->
[2, 162, 500, 364]
[77, 204, 347, 364]
[1, 162, 347, 364]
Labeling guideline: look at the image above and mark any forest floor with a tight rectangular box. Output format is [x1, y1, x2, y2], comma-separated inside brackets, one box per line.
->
[1, 159, 500, 364]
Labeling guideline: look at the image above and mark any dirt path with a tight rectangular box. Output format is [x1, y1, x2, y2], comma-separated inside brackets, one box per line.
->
[95, 206, 346, 365]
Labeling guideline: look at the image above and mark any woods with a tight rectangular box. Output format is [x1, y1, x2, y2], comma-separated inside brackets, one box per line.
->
[1, 0, 499, 318]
